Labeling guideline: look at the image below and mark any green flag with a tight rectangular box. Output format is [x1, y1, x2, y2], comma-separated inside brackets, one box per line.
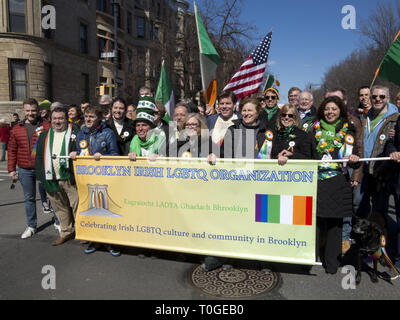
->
[194, 1, 220, 106]
[375, 29, 400, 86]
[155, 61, 174, 123]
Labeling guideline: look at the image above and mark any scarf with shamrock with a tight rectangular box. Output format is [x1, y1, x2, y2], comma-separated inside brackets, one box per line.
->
[278, 125, 295, 139]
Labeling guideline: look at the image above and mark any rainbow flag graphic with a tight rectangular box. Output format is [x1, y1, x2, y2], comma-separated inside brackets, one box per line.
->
[255, 194, 313, 226]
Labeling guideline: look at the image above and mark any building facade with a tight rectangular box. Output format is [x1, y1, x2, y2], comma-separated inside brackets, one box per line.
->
[0, 0, 193, 120]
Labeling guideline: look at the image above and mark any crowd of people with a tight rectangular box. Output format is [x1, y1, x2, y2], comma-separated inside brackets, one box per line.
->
[4, 84, 400, 276]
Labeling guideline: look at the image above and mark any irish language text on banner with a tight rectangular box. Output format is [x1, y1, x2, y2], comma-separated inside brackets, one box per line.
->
[74, 158, 318, 265]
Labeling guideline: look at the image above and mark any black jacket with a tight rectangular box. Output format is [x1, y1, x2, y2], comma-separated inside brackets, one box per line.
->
[256, 126, 314, 160]
[106, 118, 135, 156]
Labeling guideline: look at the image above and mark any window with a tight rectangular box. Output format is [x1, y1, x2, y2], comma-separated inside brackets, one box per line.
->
[44, 64, 53, 101]
[80, 23, 88, 54]
[82, 73, 89, 102]
[127, 11, 132, 34]
[8, 0, 25, 33]
[97, 0, 107, 12]
[137, 17, 145, 38]
[10, 59, 28, 100]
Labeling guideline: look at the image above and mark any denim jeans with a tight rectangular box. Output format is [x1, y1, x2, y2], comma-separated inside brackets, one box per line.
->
[17, 168, 59, 228]
[0, 142, 7, 161]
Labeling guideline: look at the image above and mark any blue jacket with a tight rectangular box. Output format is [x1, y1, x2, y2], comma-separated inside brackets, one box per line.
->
[76, 122, 119, 156]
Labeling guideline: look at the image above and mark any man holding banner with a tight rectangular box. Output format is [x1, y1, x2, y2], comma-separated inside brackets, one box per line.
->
[35, 107, 79, 246]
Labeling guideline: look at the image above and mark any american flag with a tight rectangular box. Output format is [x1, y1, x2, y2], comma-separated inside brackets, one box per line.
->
[224, 31, 273, 99]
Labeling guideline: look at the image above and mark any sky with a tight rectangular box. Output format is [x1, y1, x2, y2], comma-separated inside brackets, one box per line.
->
[214, 0, 388, 103]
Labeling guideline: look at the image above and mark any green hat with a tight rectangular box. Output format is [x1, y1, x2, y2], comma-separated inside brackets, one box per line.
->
[136, 96, 156, 114]
[39, 100, 52, 110]
[134, 110, 156, 128]
[264, 88, 280, 100]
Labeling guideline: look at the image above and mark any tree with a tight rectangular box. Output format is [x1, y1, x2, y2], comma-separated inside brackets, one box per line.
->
[319, 1, 400, 109]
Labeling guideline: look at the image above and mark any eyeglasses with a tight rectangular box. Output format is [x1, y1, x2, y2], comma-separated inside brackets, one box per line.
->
[372, 95, 386, 100]
[185, 123, 199, 128]
[265, 96, 277, 101]
[281, 113, 295, 119]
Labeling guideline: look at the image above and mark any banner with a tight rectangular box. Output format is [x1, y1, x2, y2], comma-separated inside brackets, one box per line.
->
[74, 157, 318, 265]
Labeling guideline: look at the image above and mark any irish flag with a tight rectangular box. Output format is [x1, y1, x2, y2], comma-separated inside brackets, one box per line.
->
[255, 194, 313, 226]
[194, 1, 220, 107]
[155, 61, 174, 122]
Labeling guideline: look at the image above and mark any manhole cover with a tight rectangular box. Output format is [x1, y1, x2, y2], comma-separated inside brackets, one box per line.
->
[188, 265, 281, 299]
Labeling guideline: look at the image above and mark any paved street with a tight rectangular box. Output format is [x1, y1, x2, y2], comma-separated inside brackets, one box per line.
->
[0, 162, 399, 302]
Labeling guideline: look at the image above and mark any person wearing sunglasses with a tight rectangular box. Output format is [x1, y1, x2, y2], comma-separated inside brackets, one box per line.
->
[311, 96, 360, 275]
[259, 88, 280, 128]
[357, 85, 399, 224]
[256, 104, 313, 163]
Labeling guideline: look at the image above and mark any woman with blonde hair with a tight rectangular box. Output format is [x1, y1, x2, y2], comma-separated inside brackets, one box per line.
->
[173, 113, 213, 158]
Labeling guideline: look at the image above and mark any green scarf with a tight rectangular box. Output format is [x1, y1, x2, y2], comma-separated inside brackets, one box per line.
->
[265, 105, 278, 121]
[130, 132, 165, 156]
[320, 119, 340, 149]
[43, 126, 73, 193]
[278, 125, 295, 139]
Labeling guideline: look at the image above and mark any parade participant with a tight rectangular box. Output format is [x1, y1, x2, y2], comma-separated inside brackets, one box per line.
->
[71, 106, 119, 159]
[126, 104, 136, 121]
[297, 91, 317, 133]
[174, 113, 214, 158]
[256, 104, 313, 163]
[39, 100, 52, 122]
[357, 85, 399, 218]
[106, 98, 135, 156]
[395, 92, 400, 111]
[128, 97, 166, 161]
[219, 98, 264, 159]
[206, 91, 240, 147]
[385, 116, 400, 270]
[11, 113, 20, 128]
[70, 105, 120, 256]
[80, 102, 90, 115]
[357, 86, 371, 117]
[68, 104, 83, 129]
[8, 98, 60, 239]
[99, 95, 112, 120]
[288, 87, 301, 107]
[35, 107, 79, 246]
[259, 88, 280, 128]
[324, 88, 364, 254]
[154, 101, 169, 138]
[312, 96, 360, 274]
[0, 118, 10, 161]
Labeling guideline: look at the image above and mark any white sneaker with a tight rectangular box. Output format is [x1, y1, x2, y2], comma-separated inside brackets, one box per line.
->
[21, 227, 36, 239]
[42, 202, 51, 214]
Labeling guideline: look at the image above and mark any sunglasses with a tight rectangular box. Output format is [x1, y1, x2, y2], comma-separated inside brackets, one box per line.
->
[185, 123, 199, 128]
[281, 113, 295, 119]
[265, 96, 277, 101]
[372, 95, 386, 100]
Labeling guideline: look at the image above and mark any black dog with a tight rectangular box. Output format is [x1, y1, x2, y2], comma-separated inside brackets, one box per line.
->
[351, 216, 387, 284]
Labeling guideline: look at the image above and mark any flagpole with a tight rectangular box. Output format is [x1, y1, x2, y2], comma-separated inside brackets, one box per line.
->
[194, 1, 209, 106]
[370, 28, 400, 90]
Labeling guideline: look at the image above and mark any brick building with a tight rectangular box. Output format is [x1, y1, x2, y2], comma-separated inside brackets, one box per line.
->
[0, 0, 193, 121]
